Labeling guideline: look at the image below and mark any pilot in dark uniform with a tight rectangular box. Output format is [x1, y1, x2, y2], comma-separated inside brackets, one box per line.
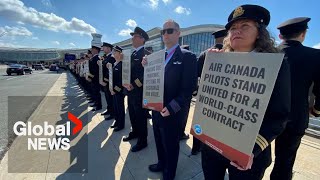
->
[122, 27, 150, 152]
[192, 29, 228, 156]
[88, 34, 102, 111]
[109, 45, 125, 131]
[197, 29, 227, 78]
[86, 50, 93, 101]
[101, 42, 116, 120]
[147, 20, 198, 180]
[201, 5, 291, 180]
[179, 44, 192, 141]
[270, 17, 320, 180]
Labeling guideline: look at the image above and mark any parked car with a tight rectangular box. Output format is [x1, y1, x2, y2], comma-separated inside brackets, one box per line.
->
[34, 64, 45, 70]
[49, 64, 58, 71]
[6, 64, 32, 75]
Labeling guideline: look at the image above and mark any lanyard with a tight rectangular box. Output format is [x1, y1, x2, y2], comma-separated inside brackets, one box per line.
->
[164, 48, 176, 66]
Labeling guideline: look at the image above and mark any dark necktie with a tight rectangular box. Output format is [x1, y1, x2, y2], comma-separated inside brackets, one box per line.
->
[165, 51, 168, 61]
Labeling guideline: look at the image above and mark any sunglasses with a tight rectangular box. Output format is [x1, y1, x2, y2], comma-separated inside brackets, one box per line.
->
[161, 28, 177, 35]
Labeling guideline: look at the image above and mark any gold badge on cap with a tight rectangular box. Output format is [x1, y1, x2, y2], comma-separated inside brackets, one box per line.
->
[233, 6, 245, 18]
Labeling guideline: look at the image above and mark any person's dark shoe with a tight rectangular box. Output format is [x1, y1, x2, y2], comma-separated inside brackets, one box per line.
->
[104, 116, 114, 121]
[191, 149, 200, 155]
[91, 106, 102, 111]
[180, 133, 189, 140]
[131, 142, 147, 152]
[123, 134, 137, 142]
[148, 163, 163, 172]
[114, 127, 124, 132]
[101, 110, 111, 116]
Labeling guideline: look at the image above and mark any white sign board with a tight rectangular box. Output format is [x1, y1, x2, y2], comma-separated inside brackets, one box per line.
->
[122, 49, 131, 87]
[142, 50, 165, 111]
[191, 52, 284, 168]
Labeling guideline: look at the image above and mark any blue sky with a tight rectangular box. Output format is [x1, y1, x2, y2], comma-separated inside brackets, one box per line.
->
[0, 0, 319, 49]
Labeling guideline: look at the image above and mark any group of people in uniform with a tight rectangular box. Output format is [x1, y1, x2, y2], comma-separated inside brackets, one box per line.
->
[68, 3, 320, 180]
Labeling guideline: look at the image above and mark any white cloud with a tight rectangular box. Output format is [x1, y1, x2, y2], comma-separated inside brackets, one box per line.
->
[126, 19, 137, 28]
[313, 43, 320, 49]
[41, 0, 52, 7]
[31, 36, 39, 40]
[52, 41, 60, 45]
[118, 28, 132, 36]
[162, 0, 171, 5]
[17, 21, 24, 25]
[69, 42, 76, 47]
[174, 6, 191, 15]
[0, 26, 32, 36]
[148, 0, 159, 10]
[0, 41, 25, 48]
[0, 0, 96, 35]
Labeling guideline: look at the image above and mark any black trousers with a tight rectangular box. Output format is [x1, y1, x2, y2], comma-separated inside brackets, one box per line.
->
[192, 136, 202, 152]
[152, 112, 181, 180]
[91, 81, 101, 107]
[127, 91, 147, 142]
[180, 101, 191, 137]
[113, 93, 125, 128]
[270, 128, 304, 180]
[103, 86, 113, 115]
[201, 144, 271, 180]
[87, 81, 93, 98]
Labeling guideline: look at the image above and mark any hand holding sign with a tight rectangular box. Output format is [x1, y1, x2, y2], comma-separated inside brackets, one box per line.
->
[230, 153, 254, 171]
[160, 107, 170, 117]
[208, 48, 224, 53]
[107, 63, 112, 69]
[124, 84, 134, 91]
[142, 55, 148, 67]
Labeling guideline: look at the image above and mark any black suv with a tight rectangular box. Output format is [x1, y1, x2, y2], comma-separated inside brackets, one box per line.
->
[6, 64, 32, 75]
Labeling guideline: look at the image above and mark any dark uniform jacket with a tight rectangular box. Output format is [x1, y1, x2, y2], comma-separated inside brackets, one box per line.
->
[89, 54, 100, 83]
[102, 53, 116, 84]
[279, 40, 320, 133]
[197, 43, 223, 78]
[158, 46, 197, 123]
[252, 57, 291, 157]
[130, 47, 150, 93]
[112, 61, 123, 94]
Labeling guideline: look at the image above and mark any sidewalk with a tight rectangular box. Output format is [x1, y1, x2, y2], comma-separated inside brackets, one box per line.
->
[0, 71, 319, 180]
[0, 65, 7, 69]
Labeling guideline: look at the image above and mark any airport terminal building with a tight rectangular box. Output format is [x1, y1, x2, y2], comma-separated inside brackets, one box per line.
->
[0, 24, 224, 64]
[114, 24, 224, 56]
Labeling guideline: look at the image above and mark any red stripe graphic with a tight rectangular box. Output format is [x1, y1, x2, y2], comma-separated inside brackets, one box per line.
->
[190, 128, 251, 168]
[68, 112, 83, 135]
[143, 103, 163, 112]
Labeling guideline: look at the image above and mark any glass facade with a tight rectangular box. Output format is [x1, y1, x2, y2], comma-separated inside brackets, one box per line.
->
[1, 25, 223, 62]
[145, 37, 163, 53]
[118, 32, 215, 57]
[181, 32, 214, 56]
[117, 33, 214, 57]
[0, 51, 59, 61]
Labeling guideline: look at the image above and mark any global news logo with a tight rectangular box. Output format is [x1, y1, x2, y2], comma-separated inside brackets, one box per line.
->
[12, 112, 83, 151]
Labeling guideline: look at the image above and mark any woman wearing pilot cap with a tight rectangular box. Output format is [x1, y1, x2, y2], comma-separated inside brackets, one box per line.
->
[201, 4, 291, 180]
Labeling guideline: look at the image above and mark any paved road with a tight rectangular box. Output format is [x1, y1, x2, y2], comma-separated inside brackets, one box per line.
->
[0, 68, 61, 160]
